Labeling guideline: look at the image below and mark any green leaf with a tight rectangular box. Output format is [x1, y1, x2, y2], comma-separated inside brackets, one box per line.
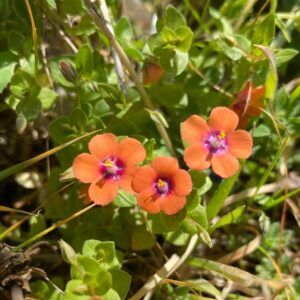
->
[252, 13, 275, 45]
[189, 258, 262, 286]
[76, 44, 94, 76]
[16, 89, 42, 121]
[82, 240, 116, 266]
[0, 51, 17, 93]
[8, 30, 26, 55]
[165, 5, 186, 30]
[59, 239, 77, 265]
[189, 171, 212, 195]
[174, 27, 193, 53]
[38, 87, 57, 110]
[161, 209, 186, 231]
[70, 108, 88, 128]
[16, 113, 27, 134]
[275, 48, 298, 67]
[253, 124, 271, 137]
[145, 108, 169, 128]
[114, 190, 136, 207]
[48, 117, 75, 144]
[63, 279, 90, 300]
[115, 17, 133, 40]
[186, 279, 222, 300]
[206, 169, 240, 220]
[174, 51, 189, 75]
[131, 225, 155, 251]
[188, 204, 208, 230]
[210, 205, 246, 232]
[110, 269, 131, 300]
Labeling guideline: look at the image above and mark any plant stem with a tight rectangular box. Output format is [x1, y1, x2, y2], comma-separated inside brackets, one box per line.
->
[15, 203, 96, 251]
[84, 0, 176, 157]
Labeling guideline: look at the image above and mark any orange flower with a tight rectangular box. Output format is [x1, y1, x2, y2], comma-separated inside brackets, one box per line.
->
[132, 157, 192, 215]
[181, 107, 253, 178]
[72, 133, 146, 206]
[143, 63, 164, 85]
[230, 81, 265, 129]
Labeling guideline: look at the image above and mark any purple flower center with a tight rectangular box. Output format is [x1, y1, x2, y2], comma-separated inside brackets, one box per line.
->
[100, 157, 124, 180]
[204, 131, 228, 155]
[154, 178, 171, 195]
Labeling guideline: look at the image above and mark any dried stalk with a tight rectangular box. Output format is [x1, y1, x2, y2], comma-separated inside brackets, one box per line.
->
[84, 0, 176, 156]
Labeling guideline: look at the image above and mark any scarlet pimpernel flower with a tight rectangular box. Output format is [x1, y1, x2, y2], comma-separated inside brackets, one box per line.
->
[72, 133, 146, 206]
[230, 81, 265, 129]
[181, 107, 253, 178]
[132, 157, 192, 215]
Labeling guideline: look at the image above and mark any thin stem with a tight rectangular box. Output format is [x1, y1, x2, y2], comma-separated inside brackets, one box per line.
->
[98, 0, 127, 96]
[14, 203, 96, 251]
[84, 0, 176, 156]
[24, 0, 38, 74]
[188, 61, 233, 98]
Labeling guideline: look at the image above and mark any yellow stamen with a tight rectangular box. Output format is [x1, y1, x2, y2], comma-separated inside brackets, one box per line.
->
[103, 159, 114, 168]
[218, 131, 226, 139]
[157, 179, 167, 188]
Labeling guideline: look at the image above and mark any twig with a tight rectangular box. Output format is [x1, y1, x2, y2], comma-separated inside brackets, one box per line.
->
[233, 0, 258, 31]
[98, 0, 127, 96]
[188, 61, 233, 98]
[84, 0, 176, 157]
[129, 235, 198, 300]
[223, 172, 300, 207]
[24, 0, 38, 74]
[11, 285, 24, 300]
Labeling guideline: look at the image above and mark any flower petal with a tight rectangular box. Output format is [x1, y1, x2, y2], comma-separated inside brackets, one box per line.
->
[137, 188, 161, 214]
[119, 167, 137, 193]
[227, 130, 253, 159]
[151, 156, 179, 177]
[88, 180, 119, 206]
[209, 107, 239, 133]
[132, 166, 157, 193]
[88, 133, 117, 161]
[181, 115, 209, 145]
[183, 144, 210, 170]
[72, 153, 101, 183]
[211, 153, 239, 178]
[159, 194, 186, 215]
[172, 169, 192, 196]
[117, 137, 146, 167]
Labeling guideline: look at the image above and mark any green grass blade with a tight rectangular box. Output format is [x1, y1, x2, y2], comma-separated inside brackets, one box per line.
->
[206, 168, 241, 220]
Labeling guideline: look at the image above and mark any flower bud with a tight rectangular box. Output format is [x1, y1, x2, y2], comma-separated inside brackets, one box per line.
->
[59, 61, 77, 82]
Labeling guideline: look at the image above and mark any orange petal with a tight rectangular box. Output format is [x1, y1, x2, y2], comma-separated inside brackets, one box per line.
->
[172, 169, 192, 196]
[211, 153, 239, 178]
[181, 115, 209, 145]
[117, 137, 146, 167]
[183, 144, 210, 170]
[151, 156, 179, 177]
[227, 130, 253, 159]
[88, 180, 119, 206]
[119, 167, 137, 193]
[132, 166, 157, 193]
[137, 188, 161, 214]
[159, 194, 186, 215]
[209, 107, 239, 133]
[72, 153, 101, 183]
[88, 133, 117, 161]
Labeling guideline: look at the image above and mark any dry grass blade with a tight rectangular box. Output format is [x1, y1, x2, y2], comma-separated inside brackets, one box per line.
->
[0, 130, 100, 181]
[224, 172, 300, 207]
[286, 198, 300, 227]
[0, 205, 36, 216]
[218, 234, 261, 264]
[24, 0, 38, 74]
